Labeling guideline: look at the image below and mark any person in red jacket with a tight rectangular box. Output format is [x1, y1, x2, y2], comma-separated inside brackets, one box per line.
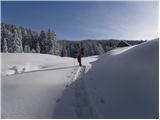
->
[77, 49, 82, 67]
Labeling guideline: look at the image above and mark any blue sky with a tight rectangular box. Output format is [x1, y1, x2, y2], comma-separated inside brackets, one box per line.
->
[1, 1, 158, 40]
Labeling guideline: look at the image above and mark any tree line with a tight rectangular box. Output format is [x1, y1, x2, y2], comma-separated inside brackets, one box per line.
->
[1, 23, 144, 57]
[58, 39, 144, 57]
[1, 23, 59, 55]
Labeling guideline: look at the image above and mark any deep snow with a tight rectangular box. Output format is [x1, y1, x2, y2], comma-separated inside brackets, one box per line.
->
[2, 54, 78, 118]
[53, 39, 159, 119]
[1, 53, 98, 118]
[1, 53, 75, 76]
[1, 39, 159, 118]
[84, 39, 159, 118]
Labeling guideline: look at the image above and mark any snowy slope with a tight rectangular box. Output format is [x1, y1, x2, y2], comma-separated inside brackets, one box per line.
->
[84, 39, 159, 118]
[54, 39, 158, 119]
[1, 53, 97, 118]
[1, 53, 77, 118]
[1, 53, 74, 76]
[1, 39, 158, 118]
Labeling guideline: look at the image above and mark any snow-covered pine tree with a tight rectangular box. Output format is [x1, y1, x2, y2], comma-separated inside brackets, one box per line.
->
[17, 28, 23, 52]
[53, 33, 60, 55]
[39, 30, 47, 54]
[12, 29, 23, 53]
[21, 28, 28, 50]
[55, 42, 60, 55]
[62, 46, 68, 57]
[1, 27, 13, 52]
[3, 38, 8, 53]
[31, 49, 36, 53]
[24, 45, 30, 53]
[36, 42, 40, 53]
[47, 29, 55, 54]
[95, 43, 104, 55]
[31, 32, 39, 51]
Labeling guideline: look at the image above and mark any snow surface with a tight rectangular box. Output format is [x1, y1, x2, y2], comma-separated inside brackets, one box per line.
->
[1, 53, 74, 76]
[53, 39, 159, 119]
[1, 53, 97, 118]
[83, 39, 159, 118]
[1, 39, 158, 118]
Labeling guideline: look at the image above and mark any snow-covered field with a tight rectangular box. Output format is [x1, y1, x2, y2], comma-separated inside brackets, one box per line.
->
[1, 39, 158, 118]
[1, 53, 98, 118]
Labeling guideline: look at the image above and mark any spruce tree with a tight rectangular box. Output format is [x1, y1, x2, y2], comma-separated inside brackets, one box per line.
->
[36, 42, 40, 53]
[31, 49, 36, 53]
[3, 38, 8, 53]
[39, 30, 47, 53]
[24, 45, 30, 53]
[12, 29, 23, 53]
[47, 29, 55, 54]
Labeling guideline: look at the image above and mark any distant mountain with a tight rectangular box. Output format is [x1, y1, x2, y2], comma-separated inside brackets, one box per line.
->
[1, 23, 145, 57]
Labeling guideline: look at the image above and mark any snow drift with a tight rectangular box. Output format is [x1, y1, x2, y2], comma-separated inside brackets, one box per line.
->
[54, 39, 158, 119]
[84, 39, 159, 118]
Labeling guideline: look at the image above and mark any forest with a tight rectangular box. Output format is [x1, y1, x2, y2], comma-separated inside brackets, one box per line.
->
[1, 23, 144, 57]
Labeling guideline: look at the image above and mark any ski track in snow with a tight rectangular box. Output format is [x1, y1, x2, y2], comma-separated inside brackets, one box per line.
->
[2, 39, 158, 118]
[65, 65, 79, 88]
[2, 53, 99, 118]
[73, 66, 97, 118]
